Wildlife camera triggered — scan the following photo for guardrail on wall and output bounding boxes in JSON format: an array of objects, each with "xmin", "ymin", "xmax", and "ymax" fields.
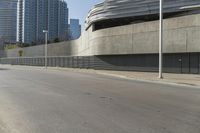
[
  {"xmin": 0, "ymin": 56, "xmax": 94, "ymax": 69},
  {"xmin": 0, "ymin": 55, "xmax": 157, "ymax": 71},
  {"xmin": 1, "ymin": 53, "xmax": 199, "ymax": 74},
  {"xmin": 0, "ymin": 55, "xmax": 158, "ymax": 72}
]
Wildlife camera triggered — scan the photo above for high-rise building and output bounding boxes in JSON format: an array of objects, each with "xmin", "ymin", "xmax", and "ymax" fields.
[
  {"xmin": 68, "ymin": 19, "xmax": 81, "ymax": 40},
  {"xmin": 17, "ymin": 0, "xmax": 68, "ymax": 45},
  {"xmin": 47, "ymin": 0, "xmax": 68, "ymax": 42},
  {"xmin": 58, "ymin": 0, "xmax": 69, "ymax": 41},
  {"xmin": 0, "ymin": 0, "xmax": 18, "ymax": 48},
  {"xmin": 36, "ymin": 0, "xmax": 48, "ymax": 44},
  {"xmin": 17, "ymin": 0, "xmax": 37, "ymax": 45}
]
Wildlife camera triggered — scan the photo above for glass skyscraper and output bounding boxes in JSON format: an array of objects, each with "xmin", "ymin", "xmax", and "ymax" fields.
[
  {"xmin": 69, "ymin": 19, "xmax": 81, "ymax": 40},
  {"xmin": 17, "ymin": 0, "xmax": 68, "ymax": 45},
  {"xmin": 0, "ymin": 0, "xmax": 17, "ymax": 47},
  {"xmin": 58, "ymin": 0, "xmax": 68, "ymax": 41}
]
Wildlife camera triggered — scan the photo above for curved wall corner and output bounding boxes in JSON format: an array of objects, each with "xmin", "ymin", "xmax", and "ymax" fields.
[{"xmin": 80, "ymin": 13, "xmax": 200, "ymax": 56}]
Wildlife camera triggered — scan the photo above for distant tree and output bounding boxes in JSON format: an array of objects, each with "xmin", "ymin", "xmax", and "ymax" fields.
[
  {"xmin": 54, "ymin": 38, "xmax": 60, "ymax": 43},
  {"xmin": 16, "ymin": 42, "xmax": 22, "ymax": 47},
  {"xmin": 20, "ymin": 43, "xmax": 30, "ymax": 47},
  {"xmin": 4, "ymin": 44, "xmax": 19, "ymax": 50},
  {"xmin": 31, "ymin": 42, "xmax": 36, "ymax": 46},
  {"xmin": 37, "ymin": 39, "xmax": 45, "ymax": 45},
  {"xmin": 0, "ymin": 36, "xmax": 7, "ymax": 50},
  {"xmin": 18, "ymin": 50, "xmax": 23, "ymax": 57}
]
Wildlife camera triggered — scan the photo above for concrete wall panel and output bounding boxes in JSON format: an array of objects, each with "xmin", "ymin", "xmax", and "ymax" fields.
[
  {"xmin": 133, "ymin": 31, "xmax": 159, "ymax": 54},
  {"xmin": 90, "ymin": 34, "xmax": 133, "ymax": 55},
  {"xmin": 187, "ymin": 27, "xmax": 200, "ymax": 52},
  {"xmin": 163, "ymin": 29, "xmax": 187, "ymax": 53},
  {"xmin": 24, "ymin": 45, "xmax": 44, "ymax": 57}
]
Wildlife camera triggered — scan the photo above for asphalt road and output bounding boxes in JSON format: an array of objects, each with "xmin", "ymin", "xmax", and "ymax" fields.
[{"xmin": 0, "ymin": 66, "xmax": 200, "ymax": 133}]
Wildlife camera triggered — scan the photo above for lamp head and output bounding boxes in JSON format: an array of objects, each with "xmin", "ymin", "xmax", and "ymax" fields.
[{"xmin": 43, "ymin": 30, "xmax": 48, "ymax": 33}]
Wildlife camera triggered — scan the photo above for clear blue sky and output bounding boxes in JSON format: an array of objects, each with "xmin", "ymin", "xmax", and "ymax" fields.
[{"xmin": 66, "ymin": 0, "xmax": 103, "ymax": 26}]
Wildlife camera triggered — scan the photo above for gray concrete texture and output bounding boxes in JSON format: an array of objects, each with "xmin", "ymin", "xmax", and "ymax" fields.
[
  {"xmin": 0, "ymin": 65, "xmax": 200, "ymax": 133},
  {"xmin": 1, "ymin": 14, "xmax": 200, "ymax": 58}
]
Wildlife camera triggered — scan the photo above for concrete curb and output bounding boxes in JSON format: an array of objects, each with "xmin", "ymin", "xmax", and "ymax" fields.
[
  {"xmin": 94, "ymin": 72, "xmax": 200, "ymax": 89},
  {"xmin": 1, "ymin": 64, "xmax": 200, "ymax": 89}
]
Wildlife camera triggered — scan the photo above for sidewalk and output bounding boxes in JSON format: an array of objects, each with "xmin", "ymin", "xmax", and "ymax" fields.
[
  {"xmin": 1, "ymin": 64, "xmax": 200, "ymax": 88},
  {"xmin": 51, "ymin": 67, "xmax": 200, "ymax": 88}
]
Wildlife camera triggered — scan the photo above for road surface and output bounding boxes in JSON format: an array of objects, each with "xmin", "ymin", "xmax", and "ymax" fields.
[{"xmin": 0, "ymin": 66, "xmax": 200, "ymax": 133}]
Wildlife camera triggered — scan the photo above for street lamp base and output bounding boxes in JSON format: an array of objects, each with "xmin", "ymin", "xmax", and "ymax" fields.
[{"xmin": 159, "ymin": 75, "xmax": 163, "ymax": 79}]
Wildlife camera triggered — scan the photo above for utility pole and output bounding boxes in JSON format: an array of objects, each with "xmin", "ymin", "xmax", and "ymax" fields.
[
  {"xmin": 159, "ymin": 0, "xmax": 163, "ymax": 79},
  {"xmin": 43, "ymin": 30, "xmax": 48, "ymax": 69}
]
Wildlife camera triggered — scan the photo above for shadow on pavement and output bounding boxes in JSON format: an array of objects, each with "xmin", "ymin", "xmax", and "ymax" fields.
[{"xmin": 0, "ymin": 68, "xmax": 10, "ymax": 71}]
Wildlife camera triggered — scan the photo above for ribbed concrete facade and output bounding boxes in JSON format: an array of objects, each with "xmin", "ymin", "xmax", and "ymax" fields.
[{"xmin": 86, "ymin": 0, "xmax": 200, "ymax": 28}]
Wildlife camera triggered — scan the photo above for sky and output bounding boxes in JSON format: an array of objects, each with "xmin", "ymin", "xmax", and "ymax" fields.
[{"xmin": 66, "ymin": 0, "xmax": 103, "ymax": 26}]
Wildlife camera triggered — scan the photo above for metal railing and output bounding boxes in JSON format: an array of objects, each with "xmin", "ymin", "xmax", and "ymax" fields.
[{"xmin": 0, "ymin": 56, "xmax": 94, "ymax": 69}]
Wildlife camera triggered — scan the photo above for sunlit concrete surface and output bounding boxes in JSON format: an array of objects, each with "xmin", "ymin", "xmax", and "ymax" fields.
[{"xmin": 0, "ymin": 66, "xmax": 200, "ymax": 133}]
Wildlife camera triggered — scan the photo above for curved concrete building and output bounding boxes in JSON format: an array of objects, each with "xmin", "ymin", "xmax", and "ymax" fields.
[{"xmin": 86, "ymin": 0, "xmax": 200, "ymax": 29}]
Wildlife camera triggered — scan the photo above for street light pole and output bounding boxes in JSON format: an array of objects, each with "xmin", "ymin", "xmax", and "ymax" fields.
[
  {"xmin": 158, "ymin": 3, "xmax": 199, "ymax": 78},
  {"xmin": 43, "ymin": 30, "xmax": 48, "ymax": 69},
  {"xmin": 159, "ymin": 0, "xmax": 163, "ymax": 79}
]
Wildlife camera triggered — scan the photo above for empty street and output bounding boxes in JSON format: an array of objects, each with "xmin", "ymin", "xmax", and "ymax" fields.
[{"xmin": 0, "ymin": 66, "xmax": 200, "ymax": 133}]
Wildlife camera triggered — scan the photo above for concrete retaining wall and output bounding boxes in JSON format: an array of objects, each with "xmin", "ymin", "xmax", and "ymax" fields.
[
  {"xmin": 1, "ymin": 14, "xmax": 200, "ymax": 58},
  {"xmin": 1, "ymin": 53, "xmax": 200, "ymax": 74},
  {"xmin": 0, "ymin": 50, "xmax": 5, "ymax": 57}
]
